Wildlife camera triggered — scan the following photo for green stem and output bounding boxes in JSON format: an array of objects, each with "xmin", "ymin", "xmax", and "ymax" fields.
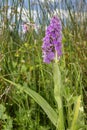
[
  {"xmin": 28, "ymin": 0, "xmax": 31, "ymax": 21},
  {"xmin": 53, "ymin": 62, "xmax": 65, "ymax": 130}
]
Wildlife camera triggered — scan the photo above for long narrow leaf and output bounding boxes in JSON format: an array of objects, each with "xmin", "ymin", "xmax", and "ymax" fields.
[
  {"xmin": 3, "ymin": 78, "xmax": 58, "ymax": 127},
  {"xmin": 70, "ymin": 96, "xmax": 81, "ymax": 130}
]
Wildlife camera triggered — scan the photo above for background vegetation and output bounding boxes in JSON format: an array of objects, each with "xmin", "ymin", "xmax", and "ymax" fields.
[{"xmin": 0, "ymin": 0, "xmax": 87, "ymax": 129}]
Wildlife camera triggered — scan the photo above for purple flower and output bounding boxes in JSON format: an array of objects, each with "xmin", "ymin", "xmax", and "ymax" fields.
[
  {"xmin": 22, "ymin": 23, "xmax": 29, "ymax": 33},
  {"xmin": 42, "ymin": 16, "xmax": 62, "ymax": 63}
]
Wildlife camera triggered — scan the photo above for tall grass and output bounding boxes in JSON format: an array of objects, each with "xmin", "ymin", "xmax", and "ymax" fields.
[{"xmin": 0, "ymin": 0, "xmax": 87, "ymax": 129}]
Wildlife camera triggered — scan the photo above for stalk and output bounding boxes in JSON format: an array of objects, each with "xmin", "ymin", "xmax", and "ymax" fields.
[
  {"xmin": 53, "ymin": 53, "xmax": 65, "ymax": 130},
  {"xmin": 28, "ymin": 0, "xmax": 31, "ymax": 21}
]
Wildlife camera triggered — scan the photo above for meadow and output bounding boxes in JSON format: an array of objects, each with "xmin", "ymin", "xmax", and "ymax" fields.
[{"xmin": 0, "ymin": 0, "xmax": 87, "ymax": 130}]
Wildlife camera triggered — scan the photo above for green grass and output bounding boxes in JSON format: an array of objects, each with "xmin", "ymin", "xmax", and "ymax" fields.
[{"xmin": 0, "ymin": 0, "xmax": 87, "ymax": 130}]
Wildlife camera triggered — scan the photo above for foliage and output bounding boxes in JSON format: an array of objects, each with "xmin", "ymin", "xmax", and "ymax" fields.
[
  {"xmin": 0, "ymin": 0, "xmax": 87, "ymax": 130},
  {"xmin": 0, "ymin": 104, "xmax": 12, "ymax": 130}
]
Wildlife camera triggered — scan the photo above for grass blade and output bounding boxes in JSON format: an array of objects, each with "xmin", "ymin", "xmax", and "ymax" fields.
[{"xmin": 70, "ymin": 96, "xmax": 81, "ymax": 130}]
